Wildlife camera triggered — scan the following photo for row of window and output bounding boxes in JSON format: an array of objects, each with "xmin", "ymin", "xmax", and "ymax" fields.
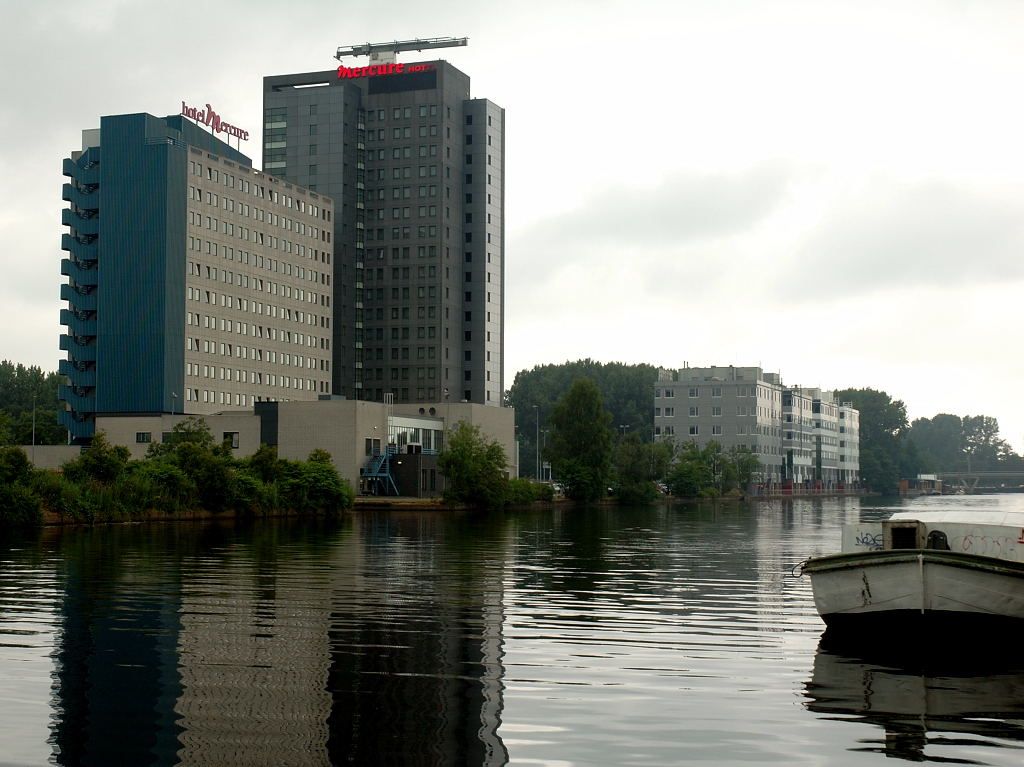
[
  {"xmin": 185, "ymin": 337, "xmax": 326, "ymax": 365},
  {"xmin": 188, "ymin": 187, "xmax": 321, "ymax": 239},
  {"xmin": 184, "ymin": 382, "xmax": 321, "ymax": 403},
  {"xmin": 187, "ymin": 210, "xmax": 328, "ymax": 254},
  {"xmin": 185, "ymin": 313, "xmax": 328, "ymax": 351},
  {"xmin": 187, "ymin": 262, "xmax": 325, "ymax": 302},
  {"xmin": 367, "ymin": 105, "xmax": 440, "ymax": 121},
  {"xmin": 188, "ymin": 159, "xmax": 327, "ymax": 220},
  {"xmin": 186, "ymin": 360, "xmax": 328, "ymax": 381},
  {"xmin": 184, "ymin": 287, "xmax": 327, "ymax": 329},
  {"xmin": 654, "ymin": 406, "xmax": 788, "ymax": 418},
  {"xmin": 655, "ymin": 385, "xmax": 779, "ymax": 399}
]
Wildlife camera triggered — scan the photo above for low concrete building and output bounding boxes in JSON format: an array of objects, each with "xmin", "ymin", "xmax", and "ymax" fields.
[{"xmin": 71, "ymin": 399, "xmax": 516, "ymax": 498}]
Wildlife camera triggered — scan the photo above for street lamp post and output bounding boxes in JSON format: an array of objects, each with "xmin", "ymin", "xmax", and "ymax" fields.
[{"xmin": 533, "ymin": 405, "xmax": 540, "ymax": 480}]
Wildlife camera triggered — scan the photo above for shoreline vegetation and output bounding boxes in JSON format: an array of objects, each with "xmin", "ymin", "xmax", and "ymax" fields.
[{"xmin": 0, "ymin": 417, "xmax": 357, "ymax": 528}]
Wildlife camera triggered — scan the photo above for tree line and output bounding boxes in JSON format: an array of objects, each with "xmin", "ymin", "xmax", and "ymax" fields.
[
  {"xmin": 509, "ymin": 362, "xmax": 1023, "ymax": 495},
  {"xmin": 0, "ymin": 360, "xmax": 67, "ymax": 446}
]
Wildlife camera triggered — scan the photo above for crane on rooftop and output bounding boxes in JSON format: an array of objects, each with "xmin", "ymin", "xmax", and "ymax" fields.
[{"xmin": 335, "ymin": 36, "xmax": 468, "ymax": 61}]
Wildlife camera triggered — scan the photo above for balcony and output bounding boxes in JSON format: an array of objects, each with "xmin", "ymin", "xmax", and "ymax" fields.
[
  {"xmin": 59, "ymin": 334, "xmax": 97, "ymax": 361},
  {"xmin": 59, "ymin": 359, "xmax": 96, "ymax": 387},
  {"xmin": 58, "ymin": 383, "xmax": 96, "ymax": 413},
  {"xmin": 61, "ymin": 257, "xmax": 98, "ymax": 287},
  {"xmin": 59, "ymin": 309, "xmax": 97, "ymax": 339},
  {"xmin": 60, "ymin": 283, "xmax": 97, "ymax": 311}
]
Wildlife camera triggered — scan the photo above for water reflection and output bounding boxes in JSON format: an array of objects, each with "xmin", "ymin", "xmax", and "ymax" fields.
[
  {"xmin": 25, "ymin": 515, "xmax": 510, "ymax": 766},
  {"xmin": 805, "ymin": 640, "xmax": 1024, "ymax": 763},
  {"xmin": 4, "ymin": 498, "xmax": 1023, "ymax": 765}
]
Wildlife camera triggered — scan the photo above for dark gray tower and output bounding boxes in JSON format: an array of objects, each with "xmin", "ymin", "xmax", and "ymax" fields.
[{"xmin": 263, "ymin": 40, "xmax": 504, "ymax": 406}]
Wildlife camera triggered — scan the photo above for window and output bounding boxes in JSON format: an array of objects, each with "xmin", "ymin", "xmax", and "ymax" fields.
[
  {"xmin": 664, "ymin": 388, "xmax": 674, "ymax": 398},
  {"xmin": 712, "ymin": 407, "xmax": 722, "ymax": 417},
  {"xmin": 689, "ymin": 406, "xmax": 699, "ymax": 417},
  {"xmin": 712, "ymin": 425, "xmax": 723, "ymax": 435},
  {"xmin": 689, "ymin": 425, "xmax": 699, "ymax": 436},
  {"xmin": 689, "ymin": 387, "xmax": 699, "ymax": 397},
  {"xmin": 712, "ymin": 387, "xmax": 722, "ymax": 397},
  {"xmin": 665, "ymin": 407, "xmax": 674, "ymax": 417},
  {"xmin": 135, "ymin": 432, "xmax": 152, "ymax": 444},
  {"xmin": 223, "ymin": 432, "xmax": 240, "ymax": 449}
]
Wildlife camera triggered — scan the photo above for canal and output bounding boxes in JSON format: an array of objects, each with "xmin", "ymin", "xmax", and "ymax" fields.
[{"xmin": 2, "ymin": 495, "xmax": 1023, "ymax": 765}]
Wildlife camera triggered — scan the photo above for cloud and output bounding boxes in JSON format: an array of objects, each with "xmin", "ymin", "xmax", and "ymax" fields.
[
  {"xmin": 784, "ymin": 182, "xmax": 1024, "ymax": 300},
  {"xmin": 514, "ymin": 164, "xmax": 791, "ymax": 258}
]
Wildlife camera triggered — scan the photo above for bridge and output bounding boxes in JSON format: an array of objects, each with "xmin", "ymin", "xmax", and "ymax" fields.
[{"xmin": 935, "ymin": 471, "xmax": 1024, "ymax": 493}]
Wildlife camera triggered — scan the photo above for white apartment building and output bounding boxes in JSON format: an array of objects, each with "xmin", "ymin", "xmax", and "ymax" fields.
[{"xmin": 655, "ymin": 366, "xmax": 860, "ymax": 488}]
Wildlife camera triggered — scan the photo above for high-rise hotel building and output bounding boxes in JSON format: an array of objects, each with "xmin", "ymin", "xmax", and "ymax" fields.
[
  {"xmin": 60, "ymin": 113, "xmax": 334, "ymax": 442},
  {"xmin": 263, "ymin": 58, "xmax": 505, "ymax": 405}
]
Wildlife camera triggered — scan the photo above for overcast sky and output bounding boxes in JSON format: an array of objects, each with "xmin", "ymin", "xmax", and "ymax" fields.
[{"xmin": 2, "ymin": 0, "xmax": 1022, "ymax": 450}]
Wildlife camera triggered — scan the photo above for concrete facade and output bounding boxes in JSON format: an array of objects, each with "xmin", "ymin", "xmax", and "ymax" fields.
[
  {"xmin": 837, "ymin": 400, "xmax": 861, "ymax": 485},
  {"xmin": 84, "ymin": 400, "xmax": 517, "ymax": 496},
  {"xmin": 655, "ymin": 366, "xmax": 861, "ymax": 487},
  {"xmin": 263, "ymin": 61, "xmax": 505, "ymax": 407},
  {"xmin": 184, "ymin": 148, "xmax": 334, "ymax": 412},
  {"xmin": 655, "ymin": 366, "xmax": 785, "ymax": 482},
  {"xmin": 95, "ymin": 413, "xmax": 262, "ymax": 461},
  {"xmin": 59, "ymin": 113, "xmax": 333, "ymax": 443}
]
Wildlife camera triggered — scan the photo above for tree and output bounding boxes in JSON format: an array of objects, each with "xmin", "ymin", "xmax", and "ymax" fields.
[
  {"xmin": 665, "ymin": 443, "xmax": 713, "ymax": 497},
  {"xmin": 301, "ymin": 450, "xmax": 354, "ymax": 513},
  {"xmin": 961, "ymin": 415, "xmax": 1012, "ymax": 471},
  {"xmin": 0, "ymin": 360, "xmax": 67, "ymax": 445},
  {"xmin": 611, "ymin": 432, "xmax": 659, "ymax": 504},
  {"xmin": 62, "ymin": 431, "xmax": 130, "ymax": 484},
  {"xmin": 729, "ymin": 446, "xmax": 761, "ymax": 490},
  {"xmin": 507, "ymin": 360, "xmax": 658, "ymax": 478},
  {"xmin": 438, "ymin": 421, "xmax": 509, "ymax": 509},
  {"xmin": 909, "ymin": 414, "xmax": 964, "ymax": 472},
  {"xmin": 546, "ymin": 378, "xmax": 614, "ymax": 501},
  {"xmin": 833, "ymin": 388, "xmax": 919, "ymax": 494}
]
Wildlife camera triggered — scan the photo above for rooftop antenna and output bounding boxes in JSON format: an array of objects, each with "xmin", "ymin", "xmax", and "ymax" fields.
[{"xmin": 335, "ymin": 36, "xmax": 468, "ymax": 64}]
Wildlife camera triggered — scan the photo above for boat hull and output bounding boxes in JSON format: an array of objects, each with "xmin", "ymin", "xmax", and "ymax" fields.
[{"xmin": 804, "ymin": 550, "xmax": 1024, "ymax": 635}]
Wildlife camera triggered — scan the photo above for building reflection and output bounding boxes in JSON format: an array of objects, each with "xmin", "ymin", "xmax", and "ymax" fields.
[
  {"xmin": 804, "ymin": 640, "xmax": 1024, "ymax": 761},
  {"xmin": 46, "ymin": 516, "xmax": 509, "ymax": 765},
  {"xmin": 325, "ymin": 512, "xmax": 508, "ymax": 766},
  {"xmin": 50, "ymin": 526, "xmax": 183, "ymax": 766}
]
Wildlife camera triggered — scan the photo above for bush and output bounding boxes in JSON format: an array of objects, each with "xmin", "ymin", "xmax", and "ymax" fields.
[
  {"xmin": 0, "ymin": 446, "xmax": 32, "ymax": 486},
  {"xmin": 613, "ymin": 480, "xmax": 658, "ymax": 505},
  {"xmin": 534, "ymin": 482, "xmax": 555, "ymax": 502},
  {"xmin": 62, "ymin": 432, "xmax": 130, "ymax": 484},
  {"xmin": 506, "ymin": 477, "xmax": 539, "ymax": 505},
  {"xmin": 131, "ymin": 460, "xmax": 197, "ymax": 513},
  {"xmin": 438, "ymin": 422, "xmax": 509, "ymax": 509},
  {"xmin": 0, "ymin": 483, "xmax": 43, "ymax": 526}
]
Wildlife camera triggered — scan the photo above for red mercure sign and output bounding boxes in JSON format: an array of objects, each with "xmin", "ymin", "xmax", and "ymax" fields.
[
  {"xmin": 180, "ymin": 101, "xmax": 249, "ymax": 141},
  {"xmin": 336, "ymin": 62, "xmax": 436, "ymax": 79}
]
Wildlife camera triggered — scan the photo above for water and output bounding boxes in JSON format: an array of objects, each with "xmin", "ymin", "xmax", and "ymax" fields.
[{"xmin": 2, "ymin": 495, "xmax": 1024, "ymax": 766}]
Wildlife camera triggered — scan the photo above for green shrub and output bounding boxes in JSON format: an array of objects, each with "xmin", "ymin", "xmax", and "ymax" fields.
[
  {"xmin": 0, "ymin": 446, "xmax": 32, "ymax": 485},
  {"xmin": 613, "ymin": 480, "xmax": 658, "ymax": 506},
  {"xmin": 30, "ymin": 470, "xmax": 88, "ymax": 521},
  {"xmin": 131, "ymin": 460, "xmax": 196, "ymax": 513},
  {"xmin": 506, "ymin": 478, "xmax": 539, "ymax": 505},
  {"xmin": 231, "ymin": 471, "xmax": 269, "ymax": 516},
  {"xmin": 534, "ymin": 482, "xmax": 555, "ymax": 502},
  {"xmin": 0, "ymin": 483, "xmax": 43, "ymax": 526}
]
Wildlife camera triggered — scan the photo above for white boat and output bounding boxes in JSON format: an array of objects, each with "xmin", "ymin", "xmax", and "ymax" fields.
[{"xmin": 803, "ymin": 509, "xmax": 1024, "ymax": 635}]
